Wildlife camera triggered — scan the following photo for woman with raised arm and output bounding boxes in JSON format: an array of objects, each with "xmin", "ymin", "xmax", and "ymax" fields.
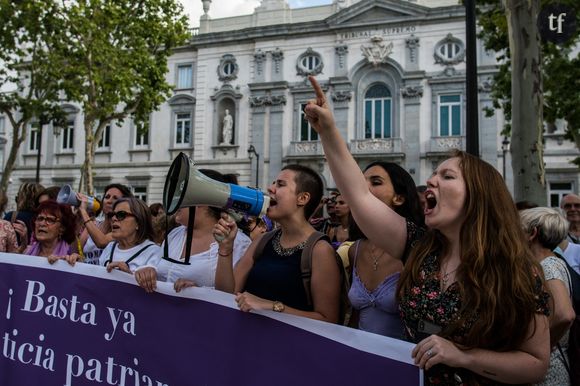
[
  {"xmin": 214, "ymin": 164, "xmax": 341, "ymax": 323},
  {"xmin": 304, "ymin": 76, "xmax": 550, "ymax": 385},
  {"xmin": 77, "ymin": 183, "xmax": 133, "ymax": 265},
  {"xmin": 347, "ymin": 161, "xmax": 424, "ymax": 339}
]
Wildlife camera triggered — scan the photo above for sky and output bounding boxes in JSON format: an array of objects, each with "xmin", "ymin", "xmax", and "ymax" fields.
[{"xmin": 179, "ymin": 0, "xmax": 333, "ymax": 27}]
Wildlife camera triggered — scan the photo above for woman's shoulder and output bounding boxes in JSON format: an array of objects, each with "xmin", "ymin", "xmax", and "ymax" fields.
[{"xmin": 541, "ymin": 255, "xmax": 570, "ymax": 282}]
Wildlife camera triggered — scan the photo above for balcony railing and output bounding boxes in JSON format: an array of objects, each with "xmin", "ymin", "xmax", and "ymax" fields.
[{"xmin": 349, "ymin": 138, "xmax": 403, "ymax": 155}]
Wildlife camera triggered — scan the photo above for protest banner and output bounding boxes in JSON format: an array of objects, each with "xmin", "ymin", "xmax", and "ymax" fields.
[{"xmin": 0, "ymin": 253, "xmax": 422, "ymax": 386}]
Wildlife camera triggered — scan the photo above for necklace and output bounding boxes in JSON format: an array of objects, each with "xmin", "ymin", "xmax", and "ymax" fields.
[
  {"xmin": 440, "ymin": 266, "xmax": 459, "ymax": 288},
  {"xmin": 369, "ymin": 244, "xmax": 385, "ymax": 271},
  {"xmin": 272, "ymin": 230, "xmax": 307, "ymax": 256}
]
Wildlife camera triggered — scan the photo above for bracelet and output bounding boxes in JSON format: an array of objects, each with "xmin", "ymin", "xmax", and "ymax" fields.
[
  {"xmin": 218, "ymin": 249, "xmax": 233, "ymax": 257},
  {"xmin": 83, "ymin": 218, "xmax": 94, "ymax": 226}
]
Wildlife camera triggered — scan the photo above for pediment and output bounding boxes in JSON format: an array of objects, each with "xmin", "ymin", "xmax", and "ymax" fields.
[
  {"xmin": 327, "ymin": 0, "xmax": 430, "ymax": 26},
  {"xmin": 168, "ymin": 94, "xmax": 196, "ymax": 106}
]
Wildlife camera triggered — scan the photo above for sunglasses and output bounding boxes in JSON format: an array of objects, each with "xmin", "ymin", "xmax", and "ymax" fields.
[
  {"xmin": 35, "ymin": 216, "xmax": 60, "ymax": 225},
  {"xmin": 106, "ymin": 210, "xmax": 135, "ymax": 221}
]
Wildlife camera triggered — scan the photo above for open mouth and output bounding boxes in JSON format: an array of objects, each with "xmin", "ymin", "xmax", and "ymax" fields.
[
  {"xmin": 112, "ymin": 224, "xmax": 121, "ymax": 231},
  {"xmin": 269, "ymin": 197, "xmax": 278, "ymax": 207},
  {"xmin": 425, "ymin": 191, "xmax": 437, "ymax": 210}
]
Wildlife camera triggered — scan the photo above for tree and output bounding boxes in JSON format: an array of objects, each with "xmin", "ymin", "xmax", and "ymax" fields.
[
  {"xmin": 478, "ymin": 0, "xmax": 580, "ymax": 202},
  {"xmin": 0, "ymin": 1, "xmax": 66, "ymax": 192},
  {"xmin": 52, "ymin": 0, "xmax": 190, "ymax": 194}
]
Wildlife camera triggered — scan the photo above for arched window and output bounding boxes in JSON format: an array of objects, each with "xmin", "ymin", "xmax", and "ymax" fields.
[{"xmin": 364, "ymin": 84, "xmax": 392, "ymax": 139}]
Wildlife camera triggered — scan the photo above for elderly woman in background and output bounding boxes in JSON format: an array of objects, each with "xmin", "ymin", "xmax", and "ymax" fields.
[
  {"xmin": 0, "ymin": 191, "xmax": 18, "ymax": 253},
  {"xmin": 520, "ymin": 207, "xmax": 575, "ymax": 386},
  {"xmin": 24, "ymin": 200, "xmax": 77, "ymax": 258}
]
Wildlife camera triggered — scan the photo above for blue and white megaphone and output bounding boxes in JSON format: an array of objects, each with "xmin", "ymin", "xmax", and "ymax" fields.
[
  {"xmin": 57, "ymin": 185, "xmax": 101, "ymax": 212},
  {"xmin": 163, "ymin": 152, "xmax": 270, "ymax": 217}
]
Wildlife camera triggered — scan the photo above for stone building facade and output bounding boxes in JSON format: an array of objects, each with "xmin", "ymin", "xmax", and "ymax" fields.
[{"xmin": 0, "ymin": 0, "xmax": 578, "ymax": 206}]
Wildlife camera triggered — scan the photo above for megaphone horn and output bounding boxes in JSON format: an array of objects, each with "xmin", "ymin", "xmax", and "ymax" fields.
[
  {"xmin": 163, "ymin": 152, "xmax": 270, "ymax": 217},
  {"xmin": 57, "ymin": 185, "xmax": 101, "ymax": 212}
]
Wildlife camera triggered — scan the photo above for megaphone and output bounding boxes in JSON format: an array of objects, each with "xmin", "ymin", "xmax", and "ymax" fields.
[
  {"xmin": 57, "ymin": 185, "xmax": 101, "ymax": 212},
  {"xmin": 163, "ymin": 152, "xmax": 270, "ymax": 217}
]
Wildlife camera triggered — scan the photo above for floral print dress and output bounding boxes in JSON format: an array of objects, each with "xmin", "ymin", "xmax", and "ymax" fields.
[{"xmin": 399, "ymin": 252, "xmax": 549, "ymax": 386}]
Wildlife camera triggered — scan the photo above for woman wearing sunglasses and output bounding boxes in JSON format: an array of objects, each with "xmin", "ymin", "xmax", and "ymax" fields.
[
  {"xmin": 96, "ymin": 197, "xmax": 161, "ymax": 274},
  {"xmin": 77, "ymin": 183, "xmax": 133, "ymax": 265},
  {"xmin": 24, "ymin": 200, "xmax": 77, "ymax": 258}
]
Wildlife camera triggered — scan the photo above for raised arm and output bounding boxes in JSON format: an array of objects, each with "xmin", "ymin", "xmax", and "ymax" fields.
[
  {"xmin": 304, "ymin": 76, "xmax": 408, "ymax": 258},
  {"xmin": 77, "ymin": 194, "xmax": 114, "ymax": 249}
]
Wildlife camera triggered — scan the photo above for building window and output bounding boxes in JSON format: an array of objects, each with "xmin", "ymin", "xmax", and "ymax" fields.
[
  {"xmin": 29, "ymin": 122, "xmax": 40, "ymax": 152},
  {"xmin": 217, "ymin": 54, "xmax": 238, "ymax": 82},
  {"xmin": 434, "ymin": 34, "xmax": 465, "ymax": 65},
  {"xmin": 175, "ymin": 113, "xmax": 191, "ymax": 146},
  {"xmin": 364, "ymin": 84, "xmax": 392, "ymax": 139},
  {"xmin": 296, "ymin": 48, "xmax": 324, "ymax": 76},
  {"xmin": 549, "ymin": 182, "xmax": 573, "ymax": 207},
  {"xmin": 299, "ymin": 103, "xmax": 318, "ymax": 141},
  {"xmin": 0, "ymin": 116, "xmax": 4, "ymax": 132},
  {"xmin": 132, "ymin": 186, "xmax": 148, "ymax": 202},
  {"xmin": 62, "ymin": 120, "xmax": 74, "ymax": 150},
  {"xmin": 97, "ymin": 124, "xmax": 111, "ymax": 149},
  {"xmin": 177, "ymin": 64, "xmax": 193, "ymax": 89},
  {"xmin": 439, "ymin": 95, "xmax": 461, "ymax": 136},
  {"xmin": 135, "ymin": 126, "xmax": 149, "ymax": 147}
]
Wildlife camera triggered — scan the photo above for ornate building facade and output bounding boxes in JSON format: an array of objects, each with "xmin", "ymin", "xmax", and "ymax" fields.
[{"xmin": 1, "ymin": 0, "xmax": 578, "ymax": 205}]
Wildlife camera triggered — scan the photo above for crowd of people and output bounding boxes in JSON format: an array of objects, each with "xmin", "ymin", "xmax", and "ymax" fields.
[{"xmin": 0, "ymin": 75, "xmax": 578, "ymax": 385}]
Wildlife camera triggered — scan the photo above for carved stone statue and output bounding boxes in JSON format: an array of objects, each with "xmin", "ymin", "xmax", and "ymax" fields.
[{"xmin": 221, "ymin": 109, "xmax": 233, "ymax": 145}]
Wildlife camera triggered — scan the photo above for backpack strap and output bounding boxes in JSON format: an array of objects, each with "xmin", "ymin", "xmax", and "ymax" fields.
[
  {"xmin": 300, "ymin": 231, "xmax": 330, "ymax": 307},
  {"xmin": 252, "ymin": 230, "xmax": 278, "ymax": 262}
]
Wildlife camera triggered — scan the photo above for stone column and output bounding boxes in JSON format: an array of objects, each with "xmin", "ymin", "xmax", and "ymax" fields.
[
  {"xmin": 271, "ymin": 48, "xmax": 284, "ymax": 82},
  {"xmin": 405, "ymin": 35, "xmax": 420, "ymax": 71},
  {"xmin": 401, "ymin": 84, "xmax": 423, "ymax": 185},
  {"xmin": 478, "ymin": 78, "xmax": 497, "ymax": 165},
  {"xmin": 249, "ymin": 95, "xmax": 268, "ymax": 188},
  {"xmin": 254, "ymin": 50, "xmax": 267, "ymax": 83},
  {"xmin": 268, "ymin": 94, "xmax": 286, "ymax": 184}
]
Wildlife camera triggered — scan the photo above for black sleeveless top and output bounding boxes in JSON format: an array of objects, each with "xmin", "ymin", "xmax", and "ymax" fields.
[{"xmin": 244, "ymin": 234, "xmax": 312, "ymax": 311}]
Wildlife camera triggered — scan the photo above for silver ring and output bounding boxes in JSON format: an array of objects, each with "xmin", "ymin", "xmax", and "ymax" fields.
[{"xmin": 426, "ymin": 349, "xmax": 433, "ymax": 357}]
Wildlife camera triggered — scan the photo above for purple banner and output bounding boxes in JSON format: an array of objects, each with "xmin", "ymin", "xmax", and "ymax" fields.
[{"xmin": 0, "ymin": 254, "xmax": 422, "ymax": 386}]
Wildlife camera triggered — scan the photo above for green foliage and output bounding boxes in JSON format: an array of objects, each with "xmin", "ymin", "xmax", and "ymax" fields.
[
  {"xmin": 0, "ymin": 0, "xmax": 67, "ymax": 190},
  {"xmin": 477, "ymin": 0, "xmax": 580, "ymax": 160},
  {"xmin": 53, "ymin": 0, "xmax": 190, "ymax": 129}
]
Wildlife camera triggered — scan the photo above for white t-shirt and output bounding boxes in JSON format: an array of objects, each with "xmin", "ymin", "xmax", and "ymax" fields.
[
  {"xmin": 83, "ymin": 220, "xmax": 105, "ymax": 265},
  {"xmin": 153, "ymin": 226, "xmax": 251, "ymax": 288},
  {"xmin": 99, "ymin": 239, "xmax": 161, "ymax": 273}
]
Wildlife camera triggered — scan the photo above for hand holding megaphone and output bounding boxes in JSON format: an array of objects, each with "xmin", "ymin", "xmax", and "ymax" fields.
[
  {"xmin": 57, "ymin": 185, "xmax": 100, "ymax": 212},
  {"xmin": 213, "ymin": 212, "xmax": 237, "ymax": 247}
]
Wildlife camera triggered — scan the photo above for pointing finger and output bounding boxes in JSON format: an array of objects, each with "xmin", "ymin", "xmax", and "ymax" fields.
[{"xmin": 308, "ymin": 76, "xmax": 325, "ymax": 105}]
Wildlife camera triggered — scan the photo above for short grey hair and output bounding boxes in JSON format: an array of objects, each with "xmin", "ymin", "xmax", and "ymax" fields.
[{"xmin": 520, "ymin": 207, "xmax": 569, "ymax": 250}]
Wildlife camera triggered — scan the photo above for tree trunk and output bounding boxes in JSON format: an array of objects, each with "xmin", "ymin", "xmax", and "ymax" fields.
[
  {"xmin": 503, "ymin": 0, "xmax": 546, "ymax": 205},
  {"xmin": 80, "ymin": 119, "xmax": 96, "ymax": 195},
  {"xmin": 0, "ymin": 120, "xmax": 27, "ymax": 193}
]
